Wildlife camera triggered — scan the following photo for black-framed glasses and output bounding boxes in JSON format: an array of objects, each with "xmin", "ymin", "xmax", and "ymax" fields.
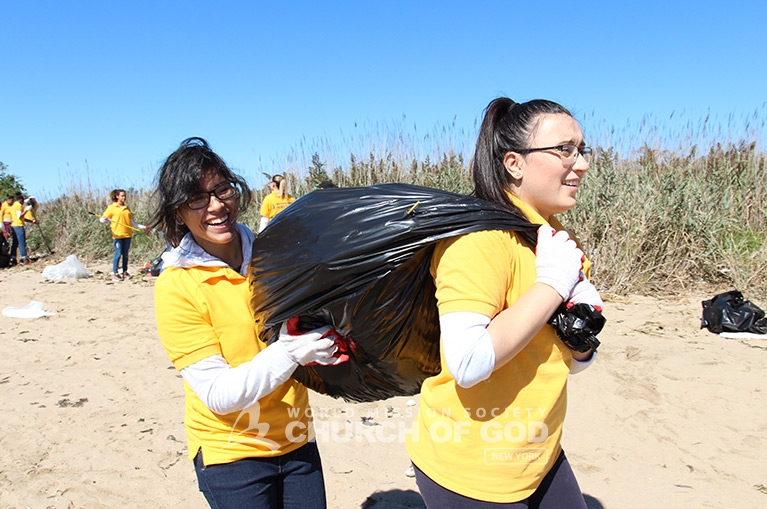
[
  {"xmin": 517, "ymin": 144, "xmax": 592, "ymax": 163},
  {"xmin": 186, "ymin": 181, "xmax": 239, "ymax": 210}
]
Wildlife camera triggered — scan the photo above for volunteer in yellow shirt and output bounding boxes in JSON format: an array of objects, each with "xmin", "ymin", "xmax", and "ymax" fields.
[
  {"xmin": 406, "ymin": 98, "xmax": 603, "ymax": 506},
  {"xmin": 101, "ymin": 189, "xmax": 147, "ymax": 281},
  {"xmin": 9, "ymin": 192, "xmax": 34, "ymax": 265},
  {"xmin": 150, "ymin": 137, "xmax": 342, "ymax": 508},
  {"xmin": 258, "ymin": 174, "xmax": 295, "ymax": 233},
  {"xmin": 1, "ymin": 194, "xmax": 14, "ymax": 241}
]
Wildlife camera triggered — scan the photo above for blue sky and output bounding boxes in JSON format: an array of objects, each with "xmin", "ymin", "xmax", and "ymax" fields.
[{"xmin": 1, "ymin": 0, "xmax": 765, "ymax": 199}]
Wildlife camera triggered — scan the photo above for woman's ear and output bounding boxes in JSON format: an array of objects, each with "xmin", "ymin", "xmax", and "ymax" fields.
[{"xmin": 503, "ymin": 152, "xmax": 523, "ymax": 180}]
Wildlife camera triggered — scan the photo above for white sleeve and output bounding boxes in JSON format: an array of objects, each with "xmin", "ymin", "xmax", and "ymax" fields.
[
  {"xmin": 131, "ymin": 219, "xmax": 145, "ymax": 229},
  {"xmin": 258, "ymin": 216, "xmax": 269, "ymax": 233},
  {"xmin": 569, "ymin": 350, "xmax": 597, "ymax": 375},
  {"xmin": 440, "ymin": 311, "xmax": 495, "ymax": 388},
  {"xmin": 179, "ymin": 342, "xmax": 298, "ymax": 414}
]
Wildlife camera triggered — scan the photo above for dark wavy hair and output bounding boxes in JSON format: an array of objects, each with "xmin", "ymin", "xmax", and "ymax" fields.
[
  {"xmin": 471, "ymin": 97, "xmax": 572, "ymax": 215},
  {"xmin": 150, "ymin": 137, "xmax": 252, "ymax": 247}
]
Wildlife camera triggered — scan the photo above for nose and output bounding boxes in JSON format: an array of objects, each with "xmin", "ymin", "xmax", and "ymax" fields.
[
  {"xmin": 207, "ymin": 194, "xmax": 227, "ymax": 210},
  {"xmin": 572, "ymin": 152, "xmax": 589, "ymax": 173}
]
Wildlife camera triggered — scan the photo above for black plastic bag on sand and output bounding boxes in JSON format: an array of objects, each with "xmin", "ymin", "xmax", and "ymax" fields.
[
  {"xmin": 701, "ymin": 290, "xmax": 767, "ymax": 334},
  {"xmin": 250, "ymin": 183, "xmax": 602, "ymax": 402}
]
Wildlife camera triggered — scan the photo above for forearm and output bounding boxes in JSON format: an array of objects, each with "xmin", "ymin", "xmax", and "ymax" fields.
[
  {"xmin": 486, "ymin": 283, "xmax": 564, "ymax": 367},
  {"xmin": 180, "ymin": 343, "xmax": 298, "ymax": 414}
]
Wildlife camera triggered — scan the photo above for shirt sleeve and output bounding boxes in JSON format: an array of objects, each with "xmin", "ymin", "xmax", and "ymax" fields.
[
  {"xmin": 154, "ymin": 273, "xmax": 224, "ymax": 370},
  {"xmin": 180, "ymin": 346, "xmax": 298, "ymax": 414}
]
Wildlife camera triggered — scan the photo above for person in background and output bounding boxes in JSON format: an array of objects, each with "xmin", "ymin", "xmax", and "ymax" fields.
[
  {"xmin": 151, "ymin": 137, "xmax": 342, "ymax": 508},
  {"xmin": 406, "ymin": 97, "xmax": 603, "ymax": 508},
  {"xmin": 316, "ymin": 180, "xmax": 337, "ymax": 190},
  {"xmin": 9, "ymin": 192, "xmax": 36, "ymax": 265},
  {"xmin": 258, "ymin": 174, "xmax": 295, "ymax": 233},
  {"xmin": 1, "ymin": 195, "xmax": 14, "ymax": 241},
  {"xmin": 101, "ymin": 189, "xmax": 148, "ymax": 281}
]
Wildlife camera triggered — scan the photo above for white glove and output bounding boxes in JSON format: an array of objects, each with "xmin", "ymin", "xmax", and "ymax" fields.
[
  {"xmin": 276, "ymin": 319, "xmax": 342, "ymax": 366},
  {"xmin": 99, "ymin": 217, "xmax": 109, "ymax": 223},
  {"xmin": 534, "ymin": 225, "xmax": 583, "ymax": 300},
  {"xmin": 567, "ymin": 273, "xmax": 603, "ymax": 312}
]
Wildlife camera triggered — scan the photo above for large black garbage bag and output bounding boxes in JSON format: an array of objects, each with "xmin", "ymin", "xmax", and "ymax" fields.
[
  {"xmin": 249, "ymin": 183, "xmax": 539, "ymax": 402},
  {"xmin": 701, "ymin": 290, "xmax": 767, "ymax": 334}
]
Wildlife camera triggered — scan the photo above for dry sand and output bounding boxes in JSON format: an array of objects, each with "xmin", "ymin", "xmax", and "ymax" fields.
[{"xmin": 1, "ymin": 258, "xmax": 766, "ymax": 508}]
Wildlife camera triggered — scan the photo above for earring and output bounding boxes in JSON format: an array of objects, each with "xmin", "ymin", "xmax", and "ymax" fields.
[
  {"xmin": 175, "ymin": 216, "xmax": 183, "ymax": 225},
  {"xmin": 512, "ymin": 172, "xmax": 522, "ymax": 179}
]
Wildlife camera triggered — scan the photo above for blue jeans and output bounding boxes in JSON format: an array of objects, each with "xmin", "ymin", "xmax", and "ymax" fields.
[
  {"xmin": 193, "ymin": 441, "xmax": 327, "ymax": 509},
  {"xmin": 112, "ymin": 237, "xmax": 131, "ymax": 274},
  {"xmin": 11, "ymin": 226, "xmax": 27, "ymax": 260}
]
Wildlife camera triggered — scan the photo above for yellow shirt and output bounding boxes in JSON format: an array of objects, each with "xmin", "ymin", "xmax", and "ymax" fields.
[
  {"xmin": 9, "ymin": 202, "xmax": 24, "ymax": 227},
  {"xmin": 102, "ymin": 203, "xmax": 134, "ymax": 239},
  {"xmin": 1, "ymin": 202, "xmax": 13, "ymax": 223},
  {"xmin": 406, "ymin": 196, "xmax": 591, "ymax": 503},
  {"xmin": 154, "ymin": 264, "xmax": 312, "ymax": 465},
  {"xmin": 22, "ymin": 201, "xmax": 38, "ymax": 222},
  {"xmin": 259, "ymin": 191, "xmax": 295, "ymax": 220}
]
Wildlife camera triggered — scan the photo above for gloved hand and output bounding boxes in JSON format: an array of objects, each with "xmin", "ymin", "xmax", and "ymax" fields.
[
  {"xmin": 534, "ymin": 225, "xmax": 584, "ymax": 301},
  {"xmin": 277, "ymin": 317, "xmax": 346, "ymax": 366},
  {"xmin": 567, "ymin": 272, "xmax": 603, "ymax": 312}
]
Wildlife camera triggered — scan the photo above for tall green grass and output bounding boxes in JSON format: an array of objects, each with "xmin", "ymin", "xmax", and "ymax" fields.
[{"xmin": 24, "ymin": 113, "xmax": 767, "ymax": 298}]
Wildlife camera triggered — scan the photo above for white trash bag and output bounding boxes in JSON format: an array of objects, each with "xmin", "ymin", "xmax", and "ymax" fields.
[
  {"xmin": 2, "ymin": 301, "xmax": 56, "ymax": 318},
  {"xmin": 42, "ymin": 254, "xmax": 91, "ymax": 281}
]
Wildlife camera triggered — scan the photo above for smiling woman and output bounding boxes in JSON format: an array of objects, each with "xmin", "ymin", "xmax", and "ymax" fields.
[
  {"xmin": 149, "ymin": 137, "xmax": 340, "ymax": 508},
  {"xmin": 406, "ymin": 98, "xmax": 604, "ymax": 507}
]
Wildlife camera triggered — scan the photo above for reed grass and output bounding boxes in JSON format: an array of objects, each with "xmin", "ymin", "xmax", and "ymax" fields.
[{"xmin": 22, "ymin": 112, "xmax": 767, "ymax": 298}]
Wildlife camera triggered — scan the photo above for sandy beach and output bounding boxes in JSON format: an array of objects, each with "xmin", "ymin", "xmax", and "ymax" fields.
[{"xmin": 1, "ymin": 258, "xmax": 766, "ymax": 508}]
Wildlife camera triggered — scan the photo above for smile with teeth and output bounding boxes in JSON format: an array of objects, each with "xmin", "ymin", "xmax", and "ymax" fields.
[
  {"xmin": 207, "ymin": 214, "xmax": 229, "ymax": 226},
  {"xmin": 563, "ymin": 179, "xmax": 579, "ymax": 187}
]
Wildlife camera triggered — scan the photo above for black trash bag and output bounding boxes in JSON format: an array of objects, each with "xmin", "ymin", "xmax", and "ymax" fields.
[
  {"xmin": 700, "ymin": 290, "xmax": 767, "ymax": 334},
  {"xmin": 250, "ymin": 183, "xmax": 599, "ymax": 402},
  {"xmin": 548, "ymin": 303, "xmax": 605, "ymax": 352},
  {"xmin": 250, "ymin": 184, "xmax": 538, "ymax": 402},
  {"xmin": 140, "ymin": 254, "xmax": 164, "ymax": 277}
]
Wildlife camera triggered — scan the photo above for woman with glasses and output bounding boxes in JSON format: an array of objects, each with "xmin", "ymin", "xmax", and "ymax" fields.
[
  {"xmin": 258, "ymin": 174, "xmax": 295, "ymax": 233},
  {"xmin": 151, "ymin": 137, "xmax": 341, "ymax": 508},
  {"xmin": 406, "ymin": 98, "xmax": 602, "ymax": 508}
]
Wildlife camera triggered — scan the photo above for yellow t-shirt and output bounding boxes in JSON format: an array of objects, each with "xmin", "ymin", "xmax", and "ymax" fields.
[
  {"xmin": 9, "ymin": 202, "xmax": 24, "ymax": 227},
  {"xmin": 259, "ymin": 191, "xmax": 295, "ymax": 220},
  {"xmin": 1, "ymin": 202, "xmax": 14, "ymax": 223},
  {"xmin": 154, "ymin": 264, "xmax": 312, "ymax": 466},
  {"xmin": 22, "ymin": 201, "xmax": 38, "ymax": 222},
  {"xmin": 102, "ymin": 203, "xmax": 134, "ymax": 239},
  {"xmin": 406, "ymin": 196, "xmax": 591, "ymax": 503}
]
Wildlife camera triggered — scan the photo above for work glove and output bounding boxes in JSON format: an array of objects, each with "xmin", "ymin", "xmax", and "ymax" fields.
[
  {"xmin": 277, "ymin": 317, "xmax": 347, "ymax": 366},
  {"xmin": 567, "ymin": 273, "xmax": 603, "ymax": 312},
  {"xmin": 534, "ymin": 225, "xmax": 583, "ymax": 301}
]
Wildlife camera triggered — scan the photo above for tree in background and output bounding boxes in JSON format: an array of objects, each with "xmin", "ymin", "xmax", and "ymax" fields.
[
  {"xmin": 306, "ymin": 153, "xmax": 331, "ymax": 189},
  {"xmin": 0, "ymin": 162, "xmax": 27, "ymax": 198}
]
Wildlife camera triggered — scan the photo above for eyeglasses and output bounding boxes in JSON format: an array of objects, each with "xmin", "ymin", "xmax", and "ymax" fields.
[
  {"xmin": 186, "ymin": 182, "xmax": 239, "ymax": 210},
  {"xmin": 517, "ymin": 144, "xmax": 592, "ymax": 163}
]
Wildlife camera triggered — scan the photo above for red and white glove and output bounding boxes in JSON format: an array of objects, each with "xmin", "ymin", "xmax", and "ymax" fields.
[
  {"xmin": 567, "ymin": 272, "xmax": 603, "ymax": 312},
  {"xmin": 534, "ymin": 225, "xmax": 584, "ymax": 301},
  {"xmin": 277, "ymin": 317, "xmax": 348, "ymax": 366}
]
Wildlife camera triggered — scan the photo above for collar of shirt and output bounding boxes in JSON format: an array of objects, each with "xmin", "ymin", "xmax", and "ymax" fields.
[{"xmin": 161, "ymin": 223, "xmax": 254, "ymax": 276}]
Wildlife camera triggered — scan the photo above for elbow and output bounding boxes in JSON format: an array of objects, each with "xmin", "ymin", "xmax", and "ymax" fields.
[{"xmin": 447, "ymin": 358, "xmax": 489, "ymax": 389}]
